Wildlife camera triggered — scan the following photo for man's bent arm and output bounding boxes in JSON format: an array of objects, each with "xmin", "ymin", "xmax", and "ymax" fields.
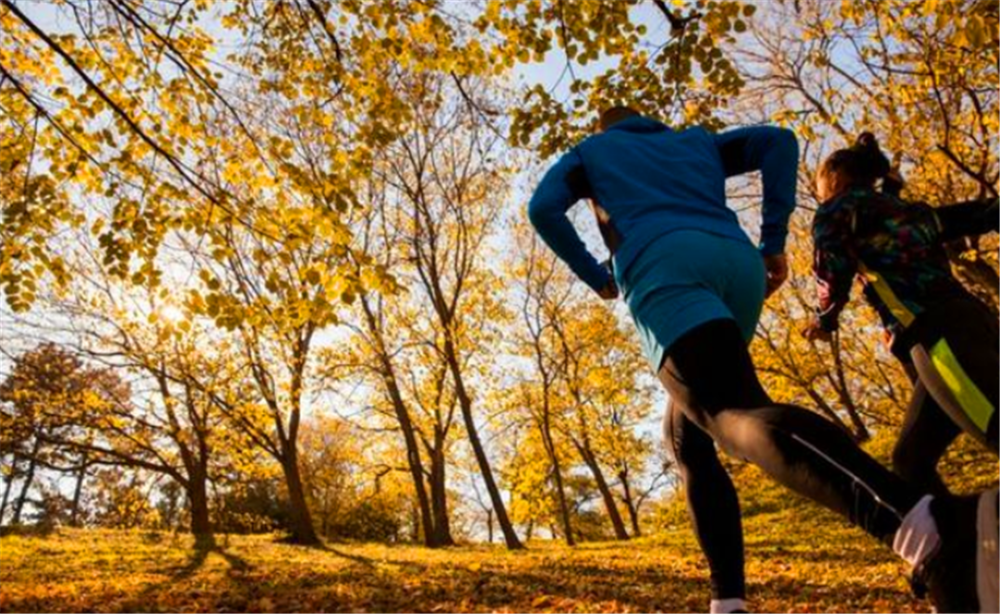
[
  {"xmin": 528, "ymin": 149, "xmax": 611, "ymax": 292},
  {"xmin": 713, "ymin": 126, "xmax": 799, "ymax": 256}
]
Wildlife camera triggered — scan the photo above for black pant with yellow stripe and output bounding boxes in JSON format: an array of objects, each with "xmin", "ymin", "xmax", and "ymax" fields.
[{"xmin": 893, "ymin": 297, "xmax": 999, "ymax": 496}]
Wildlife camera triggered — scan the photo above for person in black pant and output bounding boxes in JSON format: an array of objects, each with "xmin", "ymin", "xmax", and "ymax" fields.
[
  {"xmin": 804, "ymin": 133, "xmax": 999, "ymax": 495},
  {"xmin": 665, "ymin": 401, "xmax": 747, "ymax": 611},
  {"xmin": 593, "ymin": 194, "xmax": 749, "ymax": 613},
  {"xmin": 659, "ymin": 317, "xmax": 995, "ymax": 613},
  {"xmin": 664, "ymin": 136, "xmax": 1000, "ymax": 609},
  {"xmin": 892, "ymin": 301, "xmax": 998, "ymax": 497},
  {"xmin": 529, "ymin": 107, "xmax": 997, "ymax": 612}
]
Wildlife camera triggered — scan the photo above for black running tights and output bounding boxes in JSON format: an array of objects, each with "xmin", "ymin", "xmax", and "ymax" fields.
[{"xmin": 659, "ymin": 319, "xmax": 923, "ymax": 549}]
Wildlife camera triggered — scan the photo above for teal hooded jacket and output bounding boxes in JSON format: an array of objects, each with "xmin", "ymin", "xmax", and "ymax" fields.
[{"xmin": 527, "ymin": 116, "xmax": 799, "ymax": 291}]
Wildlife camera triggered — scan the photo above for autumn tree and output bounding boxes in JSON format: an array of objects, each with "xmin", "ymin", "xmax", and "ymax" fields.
[
  {"xmin": 500, "ymin": 379, "xmax": 579, "ymax": 545},
  {"xmin": 501, "ymin": 424, "xmax": 571, "ymax": 542},
  {"xmin": 296, "ymin": 413, "xmax": 410, "ymax": 542},
  {"xmin": 507, "ymin": 219, "xmax": 658, "ymax": 540},
  {"xmin": 320, "ymin": 177, "xmax": 457, "ymax": 547},
  {"xmin": 320, "ymin": 64, "xmax": 524, "ymax": 547},
  {"xmin": 384, "ymin": 88, "xmax": 522, "ymax": 549},
  {"xmin": 88, "ymin": 467, "xmax": 159, "ymax": 530},
  {"xmin": 505, "ymin": 224, "xmax": 587, "ymax": 545},
  {"xmin": 0, "ymin": 343, "xmax": 125, "ymax": 527},
  {"xmin": 546, "ymin": 300, "xmax": 653, "ymax": 540},
  {"xmin": 28, "ymin": 264, "xmax": 248, "ymax": 536}
]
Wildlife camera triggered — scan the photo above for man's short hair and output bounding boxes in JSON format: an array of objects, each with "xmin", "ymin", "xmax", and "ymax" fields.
[{"xmin": 599, "ymin": 106, "xmax": 640, "ymax": 132}]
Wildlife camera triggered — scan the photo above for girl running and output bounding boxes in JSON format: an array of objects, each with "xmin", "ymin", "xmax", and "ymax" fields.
[{"xmin": 804, "ymin": 133, "xmax": 999, "ymax": 496}]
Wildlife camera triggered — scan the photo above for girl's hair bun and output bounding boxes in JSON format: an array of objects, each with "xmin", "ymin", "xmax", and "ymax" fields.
[
  {"xmin": 852, "ymin": 131, "xmax": 890, "ymax": 180},
  {"xmin": 854, "ymin": 131, "xmax": 878, "ymax": 150}
]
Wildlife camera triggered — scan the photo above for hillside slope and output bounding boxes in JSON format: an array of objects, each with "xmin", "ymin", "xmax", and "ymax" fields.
[
  {"xmin": 0, "ymin": 513, "xmax": 923, "ymax": 613},
  {"xmin": 5, "ymin": 435, "xmax": 992, "ymax": 612}
]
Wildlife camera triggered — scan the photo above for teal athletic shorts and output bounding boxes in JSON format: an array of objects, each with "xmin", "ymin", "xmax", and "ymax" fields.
[{"xmin": 617, "ymin": 229, "xmax": 767, "ymax": 371}]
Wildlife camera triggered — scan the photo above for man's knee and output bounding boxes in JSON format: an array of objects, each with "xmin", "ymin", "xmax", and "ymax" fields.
[
  {"xmin": 668, "ymin": 412, "xmax": 716, "ymax": 471},
  {"xmin": 711, "ymin": 404, "xmax": 843, "ymax": 464}
]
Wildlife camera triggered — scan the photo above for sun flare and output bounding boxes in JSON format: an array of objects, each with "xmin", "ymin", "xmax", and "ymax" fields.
[{"xmin": 159, "ymin": 304, "xmax": 185, "ymax": 325}]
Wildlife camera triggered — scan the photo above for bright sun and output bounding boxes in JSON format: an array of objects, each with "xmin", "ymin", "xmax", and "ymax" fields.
[{"xmin": 159, "ymin": 304, "xmax": 185, "ymax": 324}]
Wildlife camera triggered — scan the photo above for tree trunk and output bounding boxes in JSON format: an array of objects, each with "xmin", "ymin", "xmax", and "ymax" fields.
[
  {"xmin": 618, "ymin": 468, "xmax": 641, "ymax": 537},
  {"xmin": 385, "ymin": 379, "xmax": 437, "ymax": 547},
  {"xmin": 550, "ymin": 458, "xmax": 575, "ymax": 546},
  {"xmin": 320, "ymin": 491, "xmax": 329, "ymax": 539},
  {"xmin": 279, "ymin": 449, "xmax": 319, "ymax": 545},
  {"xmin": 540, "ymin": 423, "xmax": 574, "ymax": 546},
  {"xmin": 187, "ymin": 467, "xmax": 212, "ymax": 535},
  {"xmin": 1, "ymin": 455, "xmax": 19, "ymax": 525},
  {"xmin": 625, "ymin": 499, "xmax": 641, "ymax": 537},
  {"xmin": 411, "ymin": 498, "xmax": 422, "ymax": 542},
  {"xmin": 70, "ymin": 454, "xmax": 88, "ymax": 527},
  {"xmin": 428, "ymin": 442, "xmax": 455, "ymax": 546},
  {"xmin": 577, "ymin": 442, "xmax": 629, "ymax": 540},
  {"xmin": 443, "ymin": 339, "xmax": 522, "ymax": 549},
  {"xmin": 13, "ymin": 437, "xmax": 41, "ymax": 525},
  {"xmin": 395, "ymin": 409, "xmax": 435, "ymax": 545},
  {"xmin": 486, "ymin": 508, "xmax": 494, "ymax": 544}
]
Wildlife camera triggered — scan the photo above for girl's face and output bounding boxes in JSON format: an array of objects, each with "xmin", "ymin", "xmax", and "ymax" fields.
[{"xmin": 815, "ymin": 167, "xmax": 845, "ymax": 202}]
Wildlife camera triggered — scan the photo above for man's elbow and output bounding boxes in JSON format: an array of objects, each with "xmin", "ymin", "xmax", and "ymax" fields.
[
  {"xmin": 772, "ymin": 126, "xmax": 799, "ymax": 157},
  {"xmin": 744, "ymin": 126, "xmax": 798, "ymax": 170},
  {"xmin": 527, "ymin": 197, "xmax": 551, "ymax": 232}
]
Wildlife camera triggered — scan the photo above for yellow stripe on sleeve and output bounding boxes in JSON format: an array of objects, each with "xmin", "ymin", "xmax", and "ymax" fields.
[{"xmin": 859, "ymin": 264, "xmax": 916, "ymax": 328}]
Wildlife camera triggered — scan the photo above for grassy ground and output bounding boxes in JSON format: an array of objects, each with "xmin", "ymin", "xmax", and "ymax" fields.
[{"xmin": 0, "ymin": 502, "xmax": 927, "ymax": 613}]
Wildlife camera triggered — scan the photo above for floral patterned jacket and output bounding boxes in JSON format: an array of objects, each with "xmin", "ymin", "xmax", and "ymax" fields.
[{"xmin": 811, "ymin": 188, "xmax": 998, "ymax": 344}]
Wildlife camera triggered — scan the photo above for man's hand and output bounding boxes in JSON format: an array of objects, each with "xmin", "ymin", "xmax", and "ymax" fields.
[
  {"xmin": 802, "ymin": 320, "xmax": 833, "ymax": 343},
  {"xmin": 763, "ymin": 253, "xmax": 788, "ymax": 297},
  {"xmin": 597, "ymin": 279, "xmax": 619, "ymax": 300}
]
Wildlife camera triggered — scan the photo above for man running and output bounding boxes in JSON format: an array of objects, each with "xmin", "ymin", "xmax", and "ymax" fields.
[
  {"xmin": 591, "ymin": 201, "xmax": 753, "ymax": 611},
  {"xmin": 527, "ymin": 105, "xmax": 997, "ymax": 613}
]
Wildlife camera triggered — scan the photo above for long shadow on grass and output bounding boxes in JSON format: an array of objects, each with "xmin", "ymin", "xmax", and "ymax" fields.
[
  {"xmin": 334, "ymin": 563, "xmax": 915, "ymax": 612},
  {"xmin": 286, "ymin": 540, "xmax": 429, "ymax": 574},
  {"xmin": 171, "ymin": 558, "xmax": 704, "ymax": 612},
  {"xmin": 115, "ymin": 534, "xmax": 251, "ymax": 612},
  {"xmin": 185, "ymin": 534, "xmax": 252, "ymax": 576}
]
